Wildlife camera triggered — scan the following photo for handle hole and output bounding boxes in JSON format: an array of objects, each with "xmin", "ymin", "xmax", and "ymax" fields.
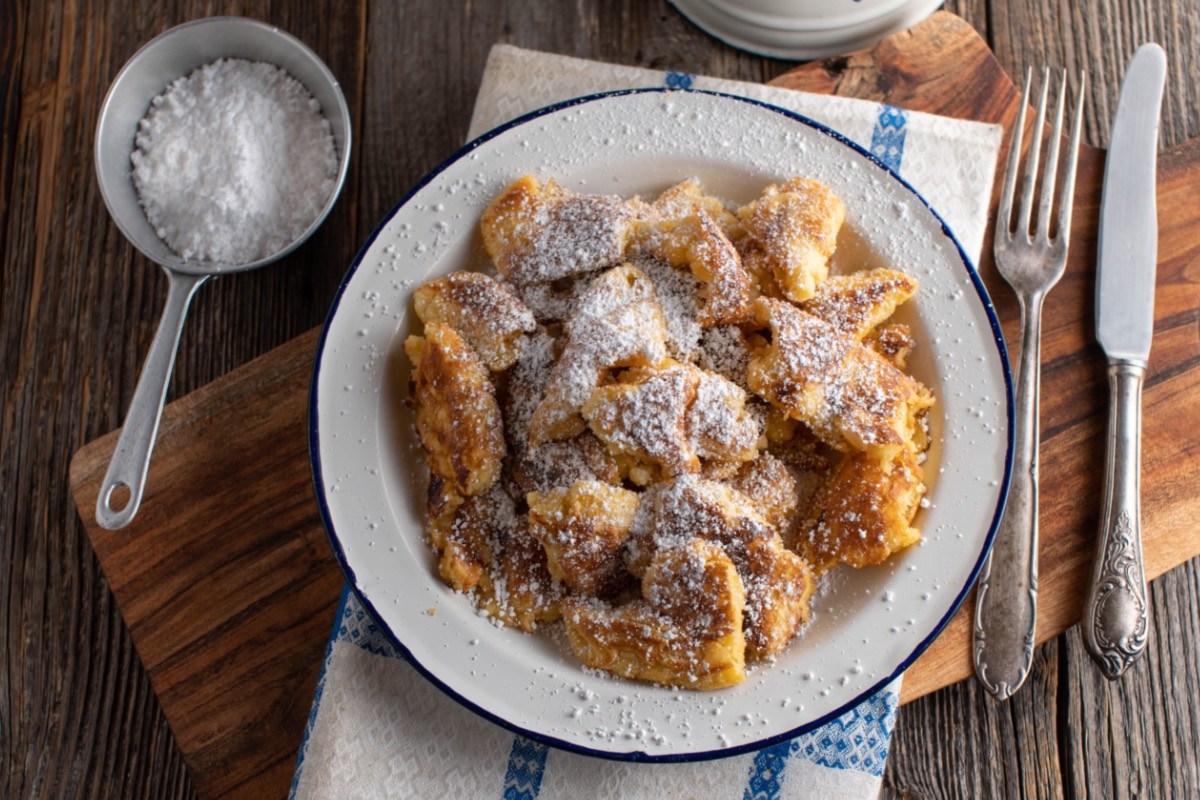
[{"xmin": 104, "ymin": 482, "xmax": 132, "ymax": 514}]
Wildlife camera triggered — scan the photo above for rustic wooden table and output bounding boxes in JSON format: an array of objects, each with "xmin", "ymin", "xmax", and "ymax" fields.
[{"xmin": 3, "ymin": 1, "xmax": 1198, "ymax": 797}]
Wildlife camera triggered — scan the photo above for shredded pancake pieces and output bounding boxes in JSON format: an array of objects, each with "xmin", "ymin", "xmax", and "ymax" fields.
[
  {"xmin": 405, "ymin": 174, "xmax": 936, "ymax": 690},
  {"xmin": 738, "ymin": 177, "xmax": 845, "ymax": 303}
]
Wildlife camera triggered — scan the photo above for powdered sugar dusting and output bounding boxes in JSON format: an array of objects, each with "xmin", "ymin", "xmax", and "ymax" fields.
[
  {"xmin": 132, "ymin": 58, "xmax": 337, "ymax": 264},
  {"xmin": 697, "ymin": 325, "xmax": 751, "ymax": 386},
  {"xmin": 632, "ymin": 255, "xmax": 702, "ymax": 361},
  {"xmin": 486, "ymin": 180, "xmax": 632, "ymax": 285},
  {"xmin": 411, "ymin": 171, "xmax": 935, "ymax": 697},
  {"xmin": 530, "ymin": 266, "xmax": 669, "ymax": 442},
  {"xmin": 688, "ymin": 369, "xmax": 759, "ymax": 462}
]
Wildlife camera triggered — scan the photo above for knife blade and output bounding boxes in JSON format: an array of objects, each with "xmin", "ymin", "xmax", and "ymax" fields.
[
  {"xmin": 1095, "ymin": 44, "xmax": 1167, "ymax": 363},
  {"xmin": 1084, "ymin": 43, "xmax": 1166, "ymax": 680}
]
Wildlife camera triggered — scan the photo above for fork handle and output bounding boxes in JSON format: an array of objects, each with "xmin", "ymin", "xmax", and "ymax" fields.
[
  {"xmin": 973, "ymin": 292, "xmax": 1043, "ymax": 700},
  {"xmin": 1082, "ymin": 361, "xmax": 1150, "ymax": 678}
]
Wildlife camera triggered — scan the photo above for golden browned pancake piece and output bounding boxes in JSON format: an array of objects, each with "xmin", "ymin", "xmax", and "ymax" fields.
[
  {"xmin": 405, "ymin": 323, "xmax": 505, "ymax": 497},
  {"xmin": 501, "ymin": 329, "xmax": 622, "ymax": 494},
  {"xmin": 474, "ymin": 509, "xmax": 564, "ymax": 632},
  {"xmin": 413, "ymin": 271, "xmax": 537, "ymax": 371},
  {"xmin": 761, "ymin": 407, "xmax": 830, "ymax": 472},
  {"xmin": 730, "ymin": 452, "xmax": 798, "ymax": 529},
  {"xmin": 480, "ymin": 176, "xmax": 632, "ymax": 285},
  {"xmin": 509, "ymin": 433, "xmax": 623, "ymax": 496},
  {"xmin": 562, "ymin": 539, "xmax": 747, "ymax": 690},
  {"xmin": 583, "ymin": 361, "xmax": 760, "ymax": 485},
  {"xmin": 642, "ymin": 211, "xmax": 753, "ymax": 327},
  {"xmin": 528, "ymin": 480, "xmax": 640, "ymax": 597},
  {"xmin": 625, "ymin": 475, "xmax": 774, "ymax": 578},
  {"xmin": 738, "ymin": 239, "xmax": 786, "ymax": 301},
  {"xmin": 582, "ymin": 361, "xmax": 701, "ymax": 481},
  {"xmin": 798, "ymin": 447, "xmax": 925, "ymax": 572},
  {"xmin": 529, "ymin": 265, "xmax": 669, "ymax": 444},
  {"xmin": 630, "ymin": 181, "xmax": 753, "ymax": 326},
  {"xmin": 424, "ymin": 483, "xmax": 563, "ymax": 635},
  {"xmin": 425, "ymin": 475, "xmax": 477, "ymax": 590},
  {"xmin": 747, "ymin": 297, "xmax": 933, "ymax": 458},
  {"xmin": 626, "ymin": 475, "xmax": 814, "ymax": 657},
  {"xmin": 738, "ymin": 177, "xmax": 845, "ymax": 303},
  {"xmin": 638, "ymin": 179, "xmax": 742, "ymax": 239},
  {"xmin": 738, "ymin": 535, "xmax": 816, "ymax": 659},
  {"xmin": 801, "ymin": 268, "xmax": 918, "ymax": 340},
  {"xmin": 687, "ymin": 366, "xmax": 761, "ymax": 466},
  {"xmin": 864, "ymin": 323, "xmax": 915, "ymax": 369}
]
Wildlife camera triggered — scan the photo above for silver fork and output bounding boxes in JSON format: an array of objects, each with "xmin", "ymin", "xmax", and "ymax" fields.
[{"xmin": 973, "ymin": 69, "xmax": 1085, "ymax": 700}]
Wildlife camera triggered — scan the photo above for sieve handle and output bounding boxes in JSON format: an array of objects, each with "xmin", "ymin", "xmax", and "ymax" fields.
[{"xmin": 96, "ymin": 268, "xmax": 208, "ymax": 530}]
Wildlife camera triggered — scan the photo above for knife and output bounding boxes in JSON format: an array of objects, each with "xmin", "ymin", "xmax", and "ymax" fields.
[{"xmin": 1083, "ymin": 43, "xmax": 1166, "ymax": 679}]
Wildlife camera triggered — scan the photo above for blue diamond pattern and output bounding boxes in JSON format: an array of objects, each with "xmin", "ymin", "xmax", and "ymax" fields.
[
  {"xmin": 790, "ymin": 688, "xmax": 899, "ymax": 777},
  {"xmin": 664, "ymin": 71, "xmax": 695, "ymax": 90},
  {"xmin": 869, "ymin": 104, "xmax": 908, "ymax": 173},
  {"xmin": 503, "ymin": 737, "xmax": 549, "ymax": 800},
  {"xmin": 743, "ymin": 740, "xmax": 793, "ymax": 800},
  {"xmin": 339, "ymin": 591, "xmax": 402, "ymax": 658}
]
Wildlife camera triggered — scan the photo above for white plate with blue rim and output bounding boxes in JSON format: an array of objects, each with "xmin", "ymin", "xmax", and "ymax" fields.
[{"xmin": 310, "ymin": 88, "xmax": 1012, "ymax": 761}]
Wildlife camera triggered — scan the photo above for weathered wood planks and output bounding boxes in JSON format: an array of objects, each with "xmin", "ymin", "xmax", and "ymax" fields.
[{"xmin": 5, "ymin": 2, "xmax": 1198, "ymax": 798}]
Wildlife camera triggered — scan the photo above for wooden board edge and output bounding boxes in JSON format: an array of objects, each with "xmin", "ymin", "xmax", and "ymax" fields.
[{"xmin": 68, "ymin": 327, "xmax": 322, "ymax": 512}]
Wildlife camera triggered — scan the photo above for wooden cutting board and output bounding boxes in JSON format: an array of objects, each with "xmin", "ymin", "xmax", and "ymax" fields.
[{"xmin": 68, "ymin": 12, "xmax": 1200, "ymax": 800}]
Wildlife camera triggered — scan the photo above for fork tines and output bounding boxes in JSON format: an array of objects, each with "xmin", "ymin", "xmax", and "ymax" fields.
[{"xmin": 998, "ymin": 68, "xmax": 1087, "ymax": 246}]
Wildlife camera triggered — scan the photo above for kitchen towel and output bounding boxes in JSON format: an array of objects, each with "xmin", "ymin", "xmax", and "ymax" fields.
[{"xmin": 291, "ymin": 44, "xmax": 1002, "ymax": 800}]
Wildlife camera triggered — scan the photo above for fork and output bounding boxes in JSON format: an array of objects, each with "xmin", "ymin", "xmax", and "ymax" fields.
[{"xmin": 973, "ymin": 69, "xmax": 1085, "ymax": 701}]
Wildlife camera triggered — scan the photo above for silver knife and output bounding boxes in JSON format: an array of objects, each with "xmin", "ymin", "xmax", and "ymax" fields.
[{"xmin": 1083, "ymin": 43, "xmax": 1166, "ymax": 679}]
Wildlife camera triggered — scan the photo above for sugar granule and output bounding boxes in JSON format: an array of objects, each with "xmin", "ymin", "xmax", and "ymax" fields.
[{"xmin": 131, "ymin": 58, "xmax": 338, "ymax": 264}]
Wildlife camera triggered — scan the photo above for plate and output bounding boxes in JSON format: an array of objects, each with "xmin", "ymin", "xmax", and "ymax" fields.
[
  {"xmin": 668, "ymin": 0, "xmax": 944, "ymax": 61},
  {"xmin": 311, "ymin": 89, "xmax": 1012, "ymax": 761}
]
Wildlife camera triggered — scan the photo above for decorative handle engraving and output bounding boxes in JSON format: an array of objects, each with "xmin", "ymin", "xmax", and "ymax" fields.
[
  {"xmin": 1083, "ymin": 362, "xmax": 1150, "ymax": 678},
  {"xmin": 974, "ymin": 293, "xmax": 1042, "ymax": 700}
]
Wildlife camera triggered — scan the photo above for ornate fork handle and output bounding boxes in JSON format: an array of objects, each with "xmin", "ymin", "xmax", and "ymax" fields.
[
  {"xmin": 1082, "ymin": 361, "xmax": 1150, "ymax": 678},
  {"xmin": 973, "ymin": 291, "xmax": 1042, "ymax": 700},
  {"xmin": 972, "ymin": 68, "xmax": 1084, "ymax": 700}
]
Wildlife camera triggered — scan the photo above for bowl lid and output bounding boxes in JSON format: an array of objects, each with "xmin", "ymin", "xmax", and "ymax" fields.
[{"xmin": 669, "ymin": 0, "xmax": 943, "ymax": 60}]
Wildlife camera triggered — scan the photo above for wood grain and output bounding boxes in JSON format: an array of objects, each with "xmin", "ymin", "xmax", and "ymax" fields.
[
  {"xmin": 1, "ymin": 1, "xmax": 367, "ymax": 798},
  {"xmin": 71, "ymin": 327, "xmax": 341, "ymax": 799},
  {"xmin": 5, "ymin": 2, "xmax": 1199, "ymax": 799},
  {"xmin": 884, "ymin": 4, "xmax": 1200, "ymax": 799},
  {"xmin": 61, "ymin": 10, "xmax": 1200, "ymax": 799},
  {"xmin": 774, "ymin": 15, "xmax": 1200, "ymax": 720}
]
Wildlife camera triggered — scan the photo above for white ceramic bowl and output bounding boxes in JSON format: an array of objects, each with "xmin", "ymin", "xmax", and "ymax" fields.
[
  {"xmin": 669, "ymin": 0, "xmax": 944, "ymax": 60},
  {"xmin": 310, "ymin": 89, "xmax": 1012, "ymax": 761}
]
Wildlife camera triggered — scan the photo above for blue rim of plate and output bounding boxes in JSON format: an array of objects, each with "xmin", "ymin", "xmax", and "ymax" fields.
[{"xmin": 308, "ymin": 87, "xmax": 1015, "ymax": 763}]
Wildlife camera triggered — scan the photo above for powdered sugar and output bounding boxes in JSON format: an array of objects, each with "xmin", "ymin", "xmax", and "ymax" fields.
[
  {"xmin": 131, "ymin": 58, "xmax": 337, "ymax": 264},
  {"xmin": 632, "ymin": 256, "xmax": 702, "ymax": 361},
  {"xmin": 487, "ymin": 181, "xmax": 631, "ymax": 285},
  {"xmin": 698, "ymin": 325, "xmax": 752, "ymax": 385},
  {"xmin": 584, "ymin": 365, "xmax": 697, "ymax": 473},
  {"xmin": 687, "ymin": 369, "xmax": 759, "ymax": 461},
  {"xmin": 530, "ymin": 266, "xmax": 669, "ymax": 442}
]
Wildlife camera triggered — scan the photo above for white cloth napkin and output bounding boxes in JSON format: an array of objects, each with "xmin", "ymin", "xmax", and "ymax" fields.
[{"xmin": 290, "ymin": 45, "xmax": 1002, "ymax": 800}]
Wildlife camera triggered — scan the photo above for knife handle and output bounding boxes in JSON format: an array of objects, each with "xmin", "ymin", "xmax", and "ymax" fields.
[
  {"xmin": 973, "ymin": 293, "xmax": 1042, "ymax": 701},
  {"xmin": 1083, "ymin": 361, "xmax": 1150, "ymax": 678}
]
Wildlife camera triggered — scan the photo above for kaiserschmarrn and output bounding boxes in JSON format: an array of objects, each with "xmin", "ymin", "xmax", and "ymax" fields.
[{"xmin": 405, "ymin": 175, "xmax": 935, "ymax": 690}]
